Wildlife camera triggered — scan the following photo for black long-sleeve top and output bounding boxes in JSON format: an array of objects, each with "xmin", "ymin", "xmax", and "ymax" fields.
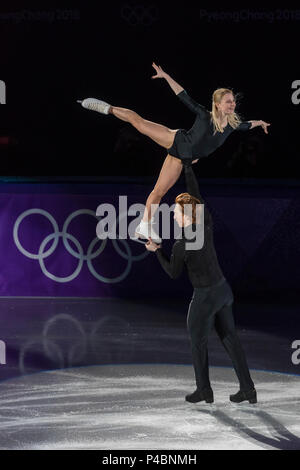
[
  {"xmin": 175, "ymin": 89, "xmax": 252, "ymax": 159},
  {"xmin": 155, "ymin": 164, "xmax": 224, "ymax": 287}
]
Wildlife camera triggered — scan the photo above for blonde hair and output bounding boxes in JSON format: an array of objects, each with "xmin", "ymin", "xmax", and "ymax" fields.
[
  {"xmin": 175, "ymin": 192, "xmax": 201, "ymax": 224},
  {"xmin": 210, "ymin": 88, "xmax": 243, "ymax": 134}
]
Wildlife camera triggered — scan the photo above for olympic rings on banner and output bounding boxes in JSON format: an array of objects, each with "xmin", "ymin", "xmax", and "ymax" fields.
[{"xmin": 13, "ymin": 209, "xmax": 148, "ymax": 283}]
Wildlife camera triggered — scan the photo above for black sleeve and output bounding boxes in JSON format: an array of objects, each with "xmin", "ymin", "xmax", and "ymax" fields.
[
  {"xmin": 176, "ymin": 90, "xmax": 208, "ymax": 117},
  {"xmin": 235, "ymin": 121, "xmax": 252, "ymax": 131},
  {"xmin": 155, "ymin": 241, "xmax": 185, "ymax": 279},
  {"xmin": 184, "ymin": 163, "xmax": 202, "ymax": 201},
  {"xmin": 184, "ymin": 163, "xmax": 211, "ymax": 226}
]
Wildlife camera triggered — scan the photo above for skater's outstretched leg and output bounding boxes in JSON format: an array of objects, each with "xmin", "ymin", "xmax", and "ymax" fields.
[
  {"xmin": 78, "ymin": 98, "xmax": 198, "ymax": 241},
  {"xmin": 134, "ymin": 154, "xmax": 183, "ymax": 243},
  {"xmin": 136, "ymin": 153, "xmax": 198, "ymax": 240},
  {"xmin": 144, "ymin": 154, "xmax": 183, "ymax": 220},
  {"xmin": 110, "ymin": 106, "xmax": 179, "ymax": 149},
  {"xmin": 78, "ymin": 97, "xmax": 178, "ymax": 150}
]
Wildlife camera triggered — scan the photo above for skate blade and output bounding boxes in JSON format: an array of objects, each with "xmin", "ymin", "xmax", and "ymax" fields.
[
  {"xmin": 130, "ymin": 237, "xmax": 147, "ymax": 245},
  {"xmin": 194, "ymin": 402, "xmax": 216, "ymax": 412},
  {"xmin": 132, "ymin": 231, "xmax": 162, "ymax": 244},
  {"xmin": 230, "ymin": 400, "xmax": 258, "ymax": 407},
  {"xmin": 134, "ymin": 231, "xmax": 149, "ymax": 240}
]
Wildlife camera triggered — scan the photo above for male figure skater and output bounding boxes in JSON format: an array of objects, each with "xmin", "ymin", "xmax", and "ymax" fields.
[{"xmin": 145, "ymin": 163, "xmax": 257, "ymax": 404}]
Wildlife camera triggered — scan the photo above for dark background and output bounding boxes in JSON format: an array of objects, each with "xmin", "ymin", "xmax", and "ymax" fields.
[
  {"xmin": 0, "ymin": 2, "xmax": 300, "ymax": 386},
  {"xmin": 0, "ymin": 1, "xmax": 299, "ymax": 180}
]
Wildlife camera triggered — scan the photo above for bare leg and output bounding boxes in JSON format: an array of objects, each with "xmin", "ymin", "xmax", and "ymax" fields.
[
  {"xmin": 142, "ymin": 155, "xmax": 200, "ymax": 222},
  {"xmin": 108, "ymin": 107, "xmax": 199, "ymax": 222},
  {"xmin": 142, "ymin": 154, "xmax": 183, "ymax": 222},
  {"xmin": 109, "ymin": 106, "xmax": 178, "ymax": 150}
]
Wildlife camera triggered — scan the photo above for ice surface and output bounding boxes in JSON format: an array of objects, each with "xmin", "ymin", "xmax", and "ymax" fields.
[{"xmin": 0, "ymin": 364, "xmax": 299, "ymax": 450}]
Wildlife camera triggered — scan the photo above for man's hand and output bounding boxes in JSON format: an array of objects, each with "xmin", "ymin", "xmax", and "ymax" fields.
[{"xmin": 145, "ymin": 237, "xmax": 161, "ymax": 252}]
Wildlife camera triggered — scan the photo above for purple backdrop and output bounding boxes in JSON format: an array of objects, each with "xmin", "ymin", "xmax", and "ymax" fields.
[{"xmin": 0, "ymin": 182, "xmax": 299, "ymax": 299}]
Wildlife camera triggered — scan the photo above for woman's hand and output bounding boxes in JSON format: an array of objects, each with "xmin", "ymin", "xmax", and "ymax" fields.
[
  {"xmin": 145, "ymin": 237, "xmax": 161, "ymax": 252},
  {"xmin": 260, "ymin": 120, "xmax": 271, "ymax": 134},
  {"xmin": 151, "ymin": 62, "xmax": 166, "ymax": 79}
]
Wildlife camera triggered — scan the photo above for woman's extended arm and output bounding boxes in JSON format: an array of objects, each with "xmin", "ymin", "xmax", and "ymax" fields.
[
  {"xmin": 163, "ymin": 73, "xmax": 184, "ymax": 95},
  {"xmin": 236, "ymin": 120, "xmax": 271, "ymax": 134},
  {"xmin": 151, "ymin": 62, "xmax": 208, "ymax": 115},
  {"xmin": 151, "ymin": 62, "xmax": 184, "ymax": 95},
  {"xmin": 249, "ymin": 120, "xmax": 271, "ymax": 134}
]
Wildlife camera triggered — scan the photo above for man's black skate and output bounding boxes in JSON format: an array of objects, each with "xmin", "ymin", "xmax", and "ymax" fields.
[
  {"xmin": 185, "ymin": 387, "xmax": 214, "ymax": 403},
  {"xmin": 230, "ymin": 388, "xmax": 257, "ymax": 404}
]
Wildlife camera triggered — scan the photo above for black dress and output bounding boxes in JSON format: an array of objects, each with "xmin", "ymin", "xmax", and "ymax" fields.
[{"xmin": 167, "ymin": 90, "xmax": 252, "ymax": 162}]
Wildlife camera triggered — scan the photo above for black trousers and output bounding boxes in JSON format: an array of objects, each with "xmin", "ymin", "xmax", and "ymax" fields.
[{"xmin": 187, "ymin": 278, "xmax": 255, "ymax": 392}]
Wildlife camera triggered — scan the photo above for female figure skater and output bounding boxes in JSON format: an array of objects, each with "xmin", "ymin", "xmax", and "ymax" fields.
[
  {"xmin": 78, "ymin": 63, "xmax": 270, "ymax": 243},
  {"xmin": 145, "ymin": 162, "xmax": 257, "ymax": 404}
]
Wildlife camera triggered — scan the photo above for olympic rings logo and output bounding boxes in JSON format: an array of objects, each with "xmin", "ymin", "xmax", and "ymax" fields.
[
  {"xmin": 13, "ymin": 208, "xmax": 148, "ymax": 283},
  {"xmin": 120, "ymin": 3, "xmax": 158, "ymax": 26},
  {"xmin": 19, "ymin": 313, "xmax": 135, "ymax": 374}
]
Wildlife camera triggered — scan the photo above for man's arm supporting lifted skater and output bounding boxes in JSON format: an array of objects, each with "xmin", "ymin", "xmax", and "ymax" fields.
[
  {"xmin": 183, "ymin": 163, "xmax": 211, "ymax": 226},
  {"xmin": 146, "ymin": 164, "xmax": 207, "ymax": 278}
]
